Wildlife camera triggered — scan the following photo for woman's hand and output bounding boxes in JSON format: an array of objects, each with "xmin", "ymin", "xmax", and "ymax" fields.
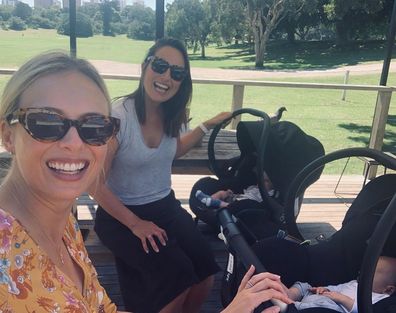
[
  {"xmin": 203, "ymin": 112, "xmax": 232, "ymax": 130},
  {"xmin": 221, "ymin": 265, "xmax": 293, "ymax": 313},
  {"xmin": 129, "ymin": 219, "xmax": 168, "ymax": 253}
]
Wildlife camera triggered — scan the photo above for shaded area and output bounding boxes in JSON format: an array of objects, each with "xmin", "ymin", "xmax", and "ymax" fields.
[
  {"xmin": 190, "ymin": 40, "xmax": 396, "ymax": 71},
  {"xmin": 338, "ymin": 114, "xmax": 396, "ymax": 151}
]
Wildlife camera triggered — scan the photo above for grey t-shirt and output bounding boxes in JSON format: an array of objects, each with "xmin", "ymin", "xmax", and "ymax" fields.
[{"xmin": 106, "ymin": 98, "xmax": 177, "ymax": 205}]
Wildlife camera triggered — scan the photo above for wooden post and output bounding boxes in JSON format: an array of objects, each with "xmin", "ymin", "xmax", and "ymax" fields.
[
  {"xmin": 366, "ymin": 90, "xmax": 392, "ymax": 178},
  {"xmin": 341, "ymin": 70, "xmax": 349, "ymax": 101},
  {"xmin": 231, "ymin": 84, "xmax": 245, "ymax": 129}
]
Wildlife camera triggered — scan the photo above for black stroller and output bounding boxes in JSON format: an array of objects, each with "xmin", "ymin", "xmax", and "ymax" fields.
[
  {"xmin": 216, "ymin": 148, "xmax": 396, "ymax": 313},
  {"xmin": 189, "ymin": 108, "xmax": 325, "ymax": 310},
  {"xmin": 189, "ymin": 108, "xmax": 325, "ymax": 240},
  {"xmin": 189, "ymin": 109, "xmax": 396, "ymax": 312}
]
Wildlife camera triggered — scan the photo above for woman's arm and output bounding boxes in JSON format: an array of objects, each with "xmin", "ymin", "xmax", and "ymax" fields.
[
  {"xmin": 89, "ymin": 138, "xmax": 167, "ymax": 253},
  {"xmin": 175, "ymin": 112, "xmax": 231, "ymax": 158}
]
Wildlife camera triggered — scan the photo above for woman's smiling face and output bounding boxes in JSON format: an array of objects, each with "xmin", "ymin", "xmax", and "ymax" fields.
[
  {"xmin": 6, "ymin": 70, "xmax": 109, "ymax": 202},
  {"xmin": 143, "ymin": 46, "xmax": 185, "ymax": 105}
]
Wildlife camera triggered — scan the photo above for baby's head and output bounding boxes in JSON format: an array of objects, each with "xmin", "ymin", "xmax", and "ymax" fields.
[{"xmin": 372, "ymin": 256, "xmax": 396, "ymax": 295}]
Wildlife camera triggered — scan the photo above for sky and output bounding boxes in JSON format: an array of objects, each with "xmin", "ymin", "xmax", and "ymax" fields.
[{"xmin": 20, "ymin": 0, "xmax": 173, "ymax": 9}]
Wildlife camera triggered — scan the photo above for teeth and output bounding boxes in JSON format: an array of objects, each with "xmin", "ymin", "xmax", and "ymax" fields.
[
  {"xmin": 154, "ymin": 82, "xmax": 169, "ymax": 91},
  {"xmin": 48, "ymin": 162, "xmax": 85, "ymax": 173}
]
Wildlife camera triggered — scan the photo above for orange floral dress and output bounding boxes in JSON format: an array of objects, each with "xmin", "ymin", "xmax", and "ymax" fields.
[{"xmin": 0, "ymin": 208, "xmax": 117, "ymax": 313}]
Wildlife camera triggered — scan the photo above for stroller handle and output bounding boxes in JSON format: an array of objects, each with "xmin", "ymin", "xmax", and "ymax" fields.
[
  {"xmin": 217, "ymin": 207, "xmax": 288, "ymax": 312},
  {"xmin": 208, "ymin": 108, "xmax": 270, "ymax": 177},
  {"xmin": 284, "ymin": 147, "xmax": 396, "ymax": 240},
  {"xmin": 208, "ymin": 108, "xmax": 275, "ymax": 211}
]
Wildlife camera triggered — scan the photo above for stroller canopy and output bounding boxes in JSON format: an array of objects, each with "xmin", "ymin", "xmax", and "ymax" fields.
[{"xmin": 236, "ymin": 120, "xmax": 325, "ymax": 200}]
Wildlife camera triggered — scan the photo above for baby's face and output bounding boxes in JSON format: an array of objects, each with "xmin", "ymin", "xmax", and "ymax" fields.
[{"xmin": 372, "ymin": 257, "xmax": 396, "ymax": 294}]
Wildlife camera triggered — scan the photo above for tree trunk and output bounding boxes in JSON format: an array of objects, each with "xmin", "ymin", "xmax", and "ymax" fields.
[
  {"xmin": 255, "ymin": 30, "xmax": 270, "ymax": 68},
  {"xmin": 335, "ymin": 20, "xmax": 349, "ymax": 46},
  {"xmin": 200, "ymin": 40, "xmax": 206, "ymax": 58},
  {"xmin": 246, "ymin": 0, "xmax": 287, "ymax": 68},
  {"xmin": 286, "ymin": 23, "xmax": 295, "ymax": 43},
  {"xmin": 253, "ymin": 27, "xmax": 263, "ymax": 67}
]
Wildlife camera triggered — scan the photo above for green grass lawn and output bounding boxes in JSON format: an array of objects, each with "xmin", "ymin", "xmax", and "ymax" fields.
[
  {"xmin": 1, "ymin": 29, "xmax": 394, "ymax": 70},
  {"xmin": 1, "ymin": 29, "xmax": 395, "ymax": 175}
]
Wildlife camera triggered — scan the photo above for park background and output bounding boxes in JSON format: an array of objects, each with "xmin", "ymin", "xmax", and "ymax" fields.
[{"xmin": 1, "ymin": 0, "xmax": 396, "ymax": 174}]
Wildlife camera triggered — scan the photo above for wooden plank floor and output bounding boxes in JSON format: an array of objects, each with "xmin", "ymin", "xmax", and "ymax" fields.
[{"xmin": 81, "ymin": 174, "xmax": 366, "ymax": 312}]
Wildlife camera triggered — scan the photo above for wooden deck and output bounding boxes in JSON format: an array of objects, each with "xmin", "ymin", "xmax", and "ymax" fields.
[{"xmin": 80, "ymin": 174, "xmax": 367, "ymax": 312}]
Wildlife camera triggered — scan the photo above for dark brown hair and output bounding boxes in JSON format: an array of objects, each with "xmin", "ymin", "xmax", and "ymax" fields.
[{"xmin": 124, "ymin": 38, "xmax": 192, "ymax": 137}]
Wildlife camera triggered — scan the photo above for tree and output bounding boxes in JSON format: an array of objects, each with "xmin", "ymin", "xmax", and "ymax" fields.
[
  {"xmin": 30, "ymin": 15, "xmax": 54, "ymax": 29},
  {"xmin": 30, "ymin": 6, "xmax": 62, "ymax": 29},
  {"xmin": 78, "ymin": 3, "xmax": 102, "ymax": 34},
  {"xmin": 128, "ymin": 20, "xmax": 154, "ymax": 40},
  {"xmin": 79, "ymin": 2, "xmax": 100, "ymax": 19},
  {"xmin": 213, "ymin": 0, "xmax": 249, "ymax": 44},
  {"xmin": 13, "ymin": 1, "xmax": 32, "ymax": 21},
  {"xmin": 323, "ymin": 0, "xmax": 385, "ymax": 44},
  {"xmin": 277, "ymin": 0, "xmax": 319, "ymax": 42},
  {"xmin": 8, "ymin": 16, "xmax": 27, "ymax": 30},
  {"xmin": 246, "ymin": 0, "xmax": 305, "ymax": 67},
  {"xmin": 122, "ymin": 3, "xmax": 155, "ymax": 40},
  {"xmin": 57, "ymin": 12, "xmax": 93, "ymax": 37},
  {"xmin": 166, "ymin": 0, "xmax": 213, "ymax": 58},
  {"xmin": 0, "ymin": 5, "xmax": 13, "ymax": 22},
  {"xmin": 98, "ymin": 0, "xmax": 119, "ymax": 36}
]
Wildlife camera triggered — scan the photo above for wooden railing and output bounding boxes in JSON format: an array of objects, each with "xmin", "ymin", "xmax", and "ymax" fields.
[{"xmin": 1, "ymin": 68, "xmax": 395, "ymax": 176}]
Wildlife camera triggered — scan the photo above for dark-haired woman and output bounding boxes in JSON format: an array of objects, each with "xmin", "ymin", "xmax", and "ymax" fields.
[{"xmin": 92, "ymin": 38, "xmax": 231, "ymax": 313}]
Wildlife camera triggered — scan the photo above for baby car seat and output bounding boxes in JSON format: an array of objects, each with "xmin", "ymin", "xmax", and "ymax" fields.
[{"xmin": 189, "ymin": 108, "xmax": 324, "ymax": 239}]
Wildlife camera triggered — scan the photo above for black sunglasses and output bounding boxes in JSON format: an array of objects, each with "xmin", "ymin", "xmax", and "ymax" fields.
[
  {"xmin": 148, "ymin": 56, "xmax": 187, "ymax": 82},
  {"xmin": 6, "ymin": 107, "xmax": 120, "ymax": 146}
]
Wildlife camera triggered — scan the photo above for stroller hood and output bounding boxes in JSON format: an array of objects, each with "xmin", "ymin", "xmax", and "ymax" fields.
[{"xmin": 237, "ymin": 120, "xmax": 325, "ymax": 199}]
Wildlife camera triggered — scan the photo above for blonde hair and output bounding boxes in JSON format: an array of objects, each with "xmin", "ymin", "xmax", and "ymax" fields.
[{"xmin": 0, "ymin": 51, "xmax": 111, "ymax": 127}]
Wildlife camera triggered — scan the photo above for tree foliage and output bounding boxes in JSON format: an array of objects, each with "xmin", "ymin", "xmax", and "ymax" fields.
[
  {"xmin": 166, "ymin": 0, "xmax": 213, "ymax": 58},
  {"xmin": 57, "ymin": 12, "xmax": 93, "ymax": 37},
  {"xmin": 122, "ymin": 3, "xmax": 155, "ymax": 40},
  {"xmin": 8, "ymin": 16, "xmax": 26, "ymax": 30},
  {"xmin": 0, "ymin": 5, "xmax": 13, "ymax": 22},
  {"xmin": 30, "ymin": 6, "xmax": 61, "ymax": 29},
  {"xmin": 98, "ymin": 0, "xmax": 119, "ymax": 36},
  {"xmin": 277, "ymin": 0, "xmax": 320, "ymax": 42},
  {"xmin": 12, "ymin": 1, "xmax": 32, "ymax": 21},
  {"xmin": 323, "ymin": 0, "xmax": 386, "ymax": 44},
  {"xmin": 246, "ymin": 0, "xmax": 302, "ymax": 67},
  {"xmin": 212, "ymin": 0, "xmax": 249, "ymax": 44}
]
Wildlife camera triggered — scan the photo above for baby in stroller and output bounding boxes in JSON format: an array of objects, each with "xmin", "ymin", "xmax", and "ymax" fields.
[
  {"xmin": 196, "ymin": 171, "xmax": 277, "ymax": 209},
  {"xmin": 284, "ymin": 256, "xmax": 396, "ymax": 312}
]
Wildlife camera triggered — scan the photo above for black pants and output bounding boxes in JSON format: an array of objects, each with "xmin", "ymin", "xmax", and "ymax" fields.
[{"xmin": 94, "ymin": 190, "xmax": 220, "ymax": 313}]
